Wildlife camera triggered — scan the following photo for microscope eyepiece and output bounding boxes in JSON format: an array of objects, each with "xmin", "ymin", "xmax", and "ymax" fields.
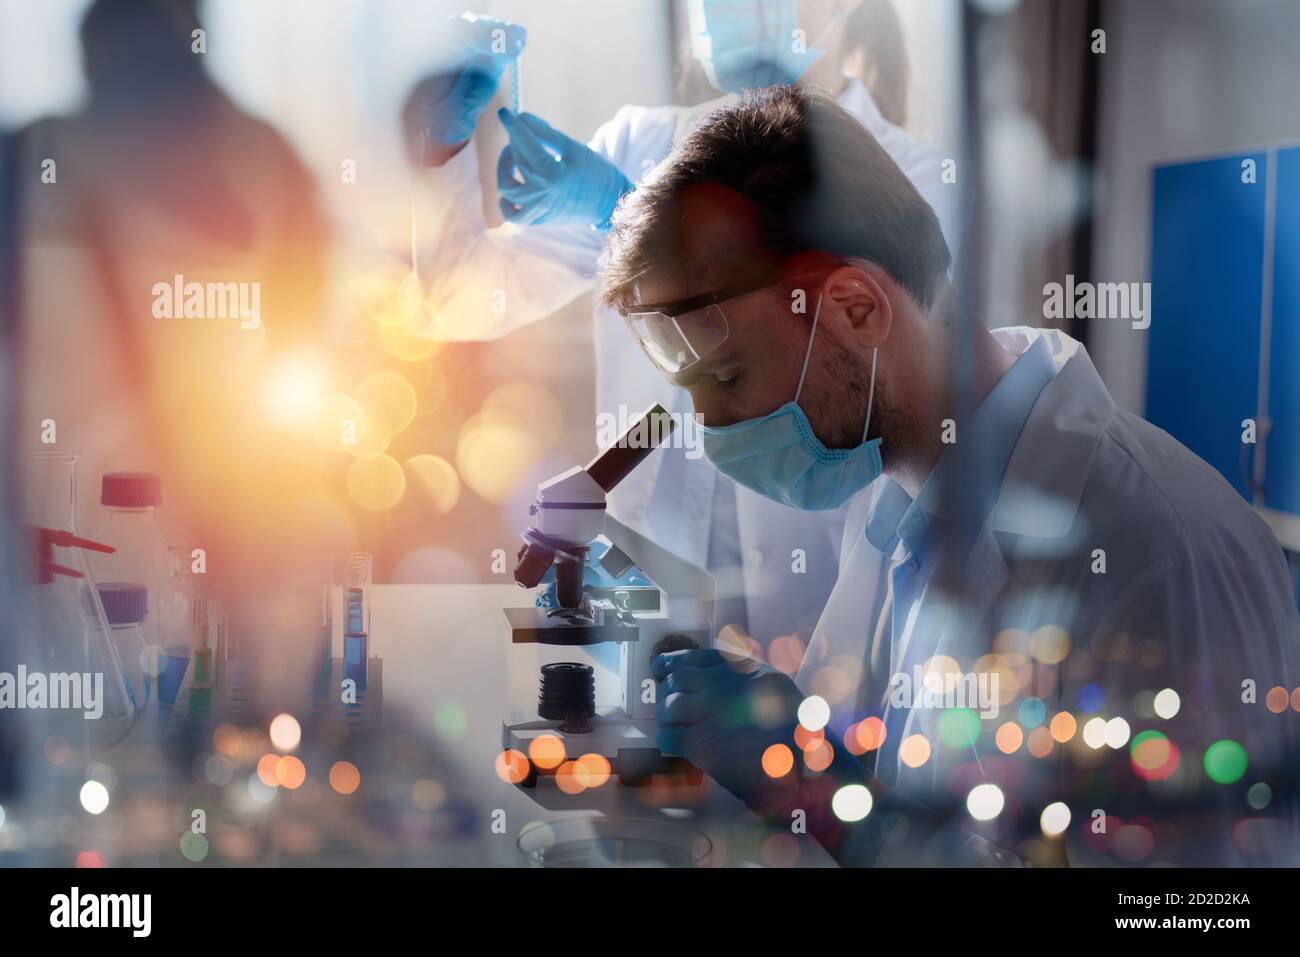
[{"xmin": 584, "ymin": 403, "xmax": 675, "ymax": 493}]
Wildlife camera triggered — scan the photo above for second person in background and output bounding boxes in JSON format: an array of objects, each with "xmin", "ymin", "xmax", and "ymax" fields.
[{"xmin": 405, "ymin": 1, "xmax": 958, "ymax": 651}]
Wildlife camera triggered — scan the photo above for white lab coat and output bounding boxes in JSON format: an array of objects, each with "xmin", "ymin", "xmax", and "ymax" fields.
[
  {"xmin": 799, "ymin": 327, "xmax": 1300, "ymax": 866},
  {"xmin": 411, "ymin": 79, "xmax": 957, "ymax": 644}
]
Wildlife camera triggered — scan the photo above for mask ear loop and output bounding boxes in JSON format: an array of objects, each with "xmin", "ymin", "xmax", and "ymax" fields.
[
  {"xmin": 793, "ymin": 291, "xmax": 823, "ymax": 405},
  {"xmin": 861, "ymin": 347, "xmax": 878, "ymax": 443}
]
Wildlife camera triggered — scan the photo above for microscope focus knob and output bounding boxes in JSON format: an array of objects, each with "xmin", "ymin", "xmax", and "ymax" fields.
[{"xmin": 513, "ymin": 541, "xmax": 553, "ymax": 588}]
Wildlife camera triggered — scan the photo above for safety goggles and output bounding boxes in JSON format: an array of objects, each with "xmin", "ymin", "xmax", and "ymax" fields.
[{"xmin": 624, "ymin": 272, "xmax": 826, "ymax": 378}]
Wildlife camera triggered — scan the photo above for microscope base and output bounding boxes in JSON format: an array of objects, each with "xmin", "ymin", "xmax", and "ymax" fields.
[{"xmin": 503, "ymin": 710, "xmax": 701, "ymax": 788}]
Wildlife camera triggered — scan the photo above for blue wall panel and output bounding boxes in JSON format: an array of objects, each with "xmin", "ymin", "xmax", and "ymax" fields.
[
  {"xmin": 1266, "ymin": 147, "xmax": 1300, "ymax": 515},
  {"xmin": 1147, "ymin": 153, "xmax": 1267, "ymax": 500}
]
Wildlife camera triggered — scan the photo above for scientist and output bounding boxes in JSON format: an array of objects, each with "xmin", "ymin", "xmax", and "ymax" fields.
[
  {"xmin": 598, "ymin": 86, "xmax": 1300, "ymax": 866},
  {"xmin": 407, "ymin": 1, "xmax": 955, "ymax": 646}
]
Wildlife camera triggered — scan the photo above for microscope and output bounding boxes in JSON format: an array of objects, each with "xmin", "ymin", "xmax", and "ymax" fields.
[{"xmin": 504, "ymin": 404, "xmax": 715, "ymax": 789}]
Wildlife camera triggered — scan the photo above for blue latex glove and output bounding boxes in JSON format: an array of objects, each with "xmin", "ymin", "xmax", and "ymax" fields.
[
  {"xmin": 655, "ymin": 648, "xmax": 865, "ymax": 807},
  {"xmin": 421, "ymin": 14, "xmax": 526, "ymax": 147},
  {"xmin": 496, "ymin": 109, "xmax": 633, "ymax": 230}
]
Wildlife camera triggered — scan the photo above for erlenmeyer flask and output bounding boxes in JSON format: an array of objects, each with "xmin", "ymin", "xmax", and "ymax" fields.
[{"xmin": 22, "ymin": 452, "xmax": 137, "ymax": 737}]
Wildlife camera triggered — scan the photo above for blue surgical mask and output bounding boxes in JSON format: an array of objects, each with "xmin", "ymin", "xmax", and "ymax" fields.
[
  {"xmin": 699, "ymin": 294, "xmax": 883, "ymax": 511},
  {"xmin": 687, "ymin": 0, "xmax": 837, "ymax": 94}
]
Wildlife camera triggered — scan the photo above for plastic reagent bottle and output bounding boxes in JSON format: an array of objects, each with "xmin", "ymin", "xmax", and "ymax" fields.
[
  {"xmin": 97, "ymin": 582, "xmax": 150, "ymax": 712},
  {"xmin": 91, "ymin": 473, "xmax": 172, "ymax": 649}
]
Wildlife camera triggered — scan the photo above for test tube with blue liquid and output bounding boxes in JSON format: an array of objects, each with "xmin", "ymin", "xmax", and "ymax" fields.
[
  {"xmin": 343, "ymin": 553, "xmax": 372, "ymax": 690},
  {"xmin": 191, "ymin": 595, "xmax": 215, "ymax": 691},
  {"xmin": 317, "ymin": 582, "xmax": 333, "ymax": 685}
]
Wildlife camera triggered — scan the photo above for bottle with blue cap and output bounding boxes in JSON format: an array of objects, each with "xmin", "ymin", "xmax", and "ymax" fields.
[
  {"xmin": 96, "ymin": 582, "xmax": 150, "ymax": 713},
  {"xmin": 90, "ymin": 472, "xmax": 173, "ymax": 652}
]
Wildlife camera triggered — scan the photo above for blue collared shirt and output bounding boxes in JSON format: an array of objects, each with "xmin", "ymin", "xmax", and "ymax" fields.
[{"xmin": 870, "ymin": 336, "xmax": 1057, "ymax": 781}]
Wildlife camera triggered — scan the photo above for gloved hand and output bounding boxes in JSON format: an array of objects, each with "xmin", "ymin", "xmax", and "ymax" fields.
[
  {"xmin": 655, "ymin": 648, "xmax": 865, "ymax": 809},
  {"xmin": 496, "ymin": 109, "xmax": 633, "ymax": 230},
  {"xmin": 416, "ymin": 13, "xmax": 525, "ymax": 151}
]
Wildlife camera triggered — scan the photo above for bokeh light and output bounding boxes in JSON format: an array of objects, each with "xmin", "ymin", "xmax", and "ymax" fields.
[
  {"xmin": 1049, "ymin": 711, "xmax": 1077, "ymax": 743},
  {"xmin": 482, "ymin": 381, "xmax": 563, "ymax": 440},
  {"xmin": 1018, "ymin": 697, "xmax": 1047, "ymax": 728},
  {"xmin": 269, "ymin": 713, "xmax": 301, "ymax": 752},
  {"xmin": 1076, "ymin": 683, "xmax": 1105, "ymax": 713},
  {"xmin": 45, "ymin": 735, "xmax": 71, "ymax": 766},
  {"xmin": 1247, "ymin": 782, "xmax": 1272, "ymax": 810},
  {"xmin": 329, "ymin": 761, "xmax": 361, "ymax": 795},
  {"xmin": 832, "ymin": 784, "xmax": 874, "ymax": 822},
  {"xmin": 456, "ymin": 413, "xmax": 544, "ymax": 505},
  {"xmin": 1112, "ymin": 823, "xmax": 1155, "ymax": 862},
  {"xmin": 966, "ymin": 783, "xmax": 1005, "ymax": 821},
  {"xmin": 256, "ymin": 753, "xmax": 281, "ymax": 787},
  {"xmin": 495, "ymin": 749, "xmax": 530, "ymax": 784},
  {"xmin": 794, "ymin": 724, "xmax": 823, "ymax": 751},
  {"xmin": 810, "ymin": 657, "xmax": 863, "ymax": 705},
  {"xmin": 1029, "ymin": 625, "xmax": 1071, "ymax": 664},
  {"xmin": 180, "ymin": 832, "xmax": 209, "ymax": 863},
  {"xmin": 574, "ymin": 754, "xmax": 611, "ymax": 788},
  {"xmin": 938, "ymin": 708, "xmax": 982, "ymax": 750},
  {"xmin": 412, "ymin": 779, "xmax": 446, "ymax": 811},
  {"xmin": 1040, "ymin": 801, "xmax": 1071, "ymax": 836},
  {"xmin": 346, "ymin": 454, "xmax": 406, "ymax": 510},
  {"xmin": 355, "ymin": 370, "xmax": 418, "ymax": 434},
  {"xmin": 802, "ymin": 738, "xmax": 834, "ymax": 772},
  {"xmin": 768, "ymin": 633, "xmax": 806, "ymax": 675},
  {"xmin": 275, "ymin": 756, "xmax": 307, "ymax": 789},
  {"xmin": 1081, "ymin": 716, "xmax": 1108, "ymax": 749},
  {"xmin": 528, "ymin": 734, "xmax": 565, "ymax": 771},
  {"xmin": 79, "ymin": 781, "xmax": 109, "ymax": 815},
  {"xmin": 1130, "ymin": 730, "xmax": 1180, "ymax": 781},
  {"xmin": 848, "ymin": 717, "xmax": 887, "ymax": 755},
  {"xmin": 213, "ymin": 723, "xmax": 242, "ymax": 756},
  {"xmin": 762, "ymin": 743, "xmax": 795, "ymax": 778},
  {"xmin": 797, "ymin": 695, "xmax": 830, "ymax": 732},
  {"xmin": 1027, "ymin": 726, "xmax": 1054, "ymax": 758},
  {"xmin": 555, "ymin": 761, "xmax": 586, "ymax": 795},
  {"xmin": 1104, "ymin": 716, "xmax": 1131, "ymax": 749},
  {"xmin": 1153, "ymin": 688, "xmax": 1180, "ymax": 719},
  {"xmin": 405, "ymin": 454, "xmax": 461, "ymax": 513},
  {"xmin": 899, "ymin": 734, "xmax": 932, "ymax": 768},
  {"xmin": 1203, "ymin": 739, "xmax": 1248, "ymax": 784},
  {"xmin": 995, "ymin": 722, "xmax": 1023, "ymax": 754}
]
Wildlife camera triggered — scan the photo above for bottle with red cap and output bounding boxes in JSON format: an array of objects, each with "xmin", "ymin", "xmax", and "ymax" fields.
[{"xmin": 90, "ymin": 472, "xmax": 173, "ymax": 652}]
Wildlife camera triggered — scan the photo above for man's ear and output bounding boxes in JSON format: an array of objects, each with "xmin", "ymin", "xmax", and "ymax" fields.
[{"xmin": 823, "ymin": 264, "xmax": 892, "ymax": 348}]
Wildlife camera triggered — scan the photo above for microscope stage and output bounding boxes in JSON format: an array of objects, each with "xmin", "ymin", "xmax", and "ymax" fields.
[{"xmin": 505, "ymin": 606, "xmax": 638, "ymax": 645}]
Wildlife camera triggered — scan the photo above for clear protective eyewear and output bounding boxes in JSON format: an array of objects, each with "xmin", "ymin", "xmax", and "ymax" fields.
[
  {"xmin": 623, "ymin": 271, "xmax": 830, "ymax": 379},
  {"xmin": 625, "ymin": 302, "xmax": 730, "ymax": 378}
]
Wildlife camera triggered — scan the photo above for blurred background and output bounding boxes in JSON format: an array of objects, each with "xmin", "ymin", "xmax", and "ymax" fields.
[
  {"xmin": 0, "ymin": 0, "xmax": 963, "ymax": 596},
  {"xmin": 5, "ymin": 0, "xmax": 1297, "ymax": 592}
]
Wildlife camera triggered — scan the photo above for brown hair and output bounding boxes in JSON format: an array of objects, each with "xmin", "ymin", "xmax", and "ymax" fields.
[
  {"xmin": 843, "ymin": 0, "xmax": 910, "ymax": 128},
  {"xmin": 599, "ymin": 85, "xmax": 950, "ymax": 313}
]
